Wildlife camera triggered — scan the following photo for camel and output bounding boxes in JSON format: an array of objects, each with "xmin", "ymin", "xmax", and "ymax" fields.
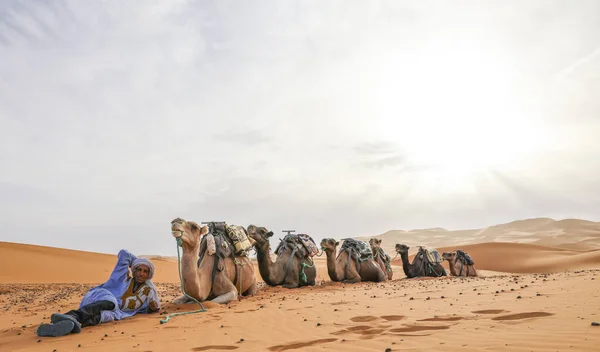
[
  {"xmin": 320, "ymin": 238, "xmax": 386, "ymax": 283},
  {"xmin": 247, "ymin": 225, "xmax": 317, "ymax": 288},
  {"xmin": 442, "ymin": 251, "xmax": 478, "ymax": 277},
  {"xmin": 369, "ymin": 238, "xmax": 393, "ymax": 280},
  {"xmin": 394, "ymin": 244, "xmax": 447, "ymax": 278},
  {"xmin": 170, "ymin": 218, "xmax": 257, "ymax": 305}
]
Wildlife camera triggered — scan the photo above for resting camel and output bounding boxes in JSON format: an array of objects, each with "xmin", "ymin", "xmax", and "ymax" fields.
[
  {"xmin": 170, "ymin": 218, "xmax": 257, "ymax": 304},
  {"xmin": 369, "ymin": 238, "xmax": 393, "ymax": 280},
  {"xmin": 442, "ymin": 251, "xmax": 478, "ymax": 277},
  {"xmin": 395, "ymin": 244, "xmax": 447, "ymax": 278},
  {"xmin": 247, "ymin": 225, "xmax": 316, "ymax": 288},
  {"xmin": 320, "ymin": 238, "xmax": 386, "ymax": 283}
]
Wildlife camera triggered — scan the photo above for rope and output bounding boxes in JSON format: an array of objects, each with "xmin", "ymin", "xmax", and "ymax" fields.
[
  {"xmin": 160, "ymin": 233, "xmax": 207, "ymax": 324},
  {"xmin": 300, "ymin": 258, "xmax": 314, "ymax": 283}
]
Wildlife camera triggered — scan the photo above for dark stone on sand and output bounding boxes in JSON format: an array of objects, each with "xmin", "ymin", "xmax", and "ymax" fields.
[
  {"xmin": 592, "ymin": 322, "xmax": 600, "ymax": 326},
  {"xmin": 386, "ymin": 348, "xmax": 392, "ymax": 352},
  {"xmin": 317, "ymin": 323, "xmax": 321, "ymax": 326}
]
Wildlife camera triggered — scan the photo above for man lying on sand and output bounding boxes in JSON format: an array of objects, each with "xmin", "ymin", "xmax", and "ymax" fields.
[{"xmin": 37, "ymin": 249, "xmax": 160, "ymax": 337}]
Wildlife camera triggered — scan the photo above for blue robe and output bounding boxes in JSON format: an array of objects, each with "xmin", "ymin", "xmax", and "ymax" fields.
[{"xmin": 79, "ymin": 249, "xmax": 160, "ymax": 323}]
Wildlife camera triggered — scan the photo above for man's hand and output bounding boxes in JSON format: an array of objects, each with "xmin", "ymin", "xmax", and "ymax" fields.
[{"xmin": 149, "ymin": 300, "xmax": 159, "ymax": 312}]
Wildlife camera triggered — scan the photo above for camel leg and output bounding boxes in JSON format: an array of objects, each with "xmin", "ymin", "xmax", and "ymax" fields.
[
  {"xmin": 172, "ymin": 295, "xmax": 195, "ymax": 305},
  {"xmin": 211, "ymin": 291, "xmax": 237, "ymax": 304},
  {"xmin": 307, "ymin": 271, "xmax": 316, "ymax": 286},
  {"xmin": 282, "ymin": 266, "xmax": 300, "ymax": 289},
  {"xmin": 243, "ymin": 279, "xmax": 257, "ymax": 296},
  {"xmin": 343, "ymin": 277, "xmax": 361, "ymax": 283},
  {"xmin": 343, "ymin": 261, "xmax": 361, "ymax": 283},
  {"xmin": 210, "ymin": 278, "xmax": 238, "ymax": 304}
]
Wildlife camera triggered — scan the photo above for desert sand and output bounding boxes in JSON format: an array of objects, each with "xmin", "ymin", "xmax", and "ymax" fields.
[{"xmin": 2, "ymin": 218, "xmax": 600, "ymax": 351}]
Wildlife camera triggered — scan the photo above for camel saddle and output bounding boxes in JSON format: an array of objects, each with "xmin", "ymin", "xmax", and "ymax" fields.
[
  {"xmin": 275, "ymin": 233, "xmax": 319, "ymax": 258},
  {"xmin": 456, "ymin": 250, "xmax": 475, "ymax": 265},
  {"xmin": 340, "ymin": 238, "xmax": 372, "ymax": 260},
  {"xmin": 225, "ymin": 224, "xmax": 253, "ymax": 255},
  {"xmin": 199, "ymin": 222, "xmax": 248, "ymax": 294},
  {"xmin": 203, "ymin": 222, "xmax": 252, "ymax": 256},
  {"xmin": 418, "ymin": 246, "xmax": 443, "ymax": 265}
]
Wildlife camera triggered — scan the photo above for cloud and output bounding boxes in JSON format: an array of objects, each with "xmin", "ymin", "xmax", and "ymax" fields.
[
  {"xmin": 354, "ymin": 142, "xmax": 398, "ymax": 155},
  {"xmin": 1, "ymin": 1, "xmax": 600, "ymax": 255},
  {"xmin": 555, "ymin": 47, "xmax": 600, "ymax": 81}
]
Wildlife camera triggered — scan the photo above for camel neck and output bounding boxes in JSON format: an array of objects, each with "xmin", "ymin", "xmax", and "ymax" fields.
[
  {"xmin": 180, "ymin": 242, "xmax": 205, "ymax": 300},
  {"xmin": 399, "ymin": 252, "xmax": 412, "ymax": 277},
  {"xmin": 325, "ymin": 249, "xmax": 341, "ymax": 281},
  {"xmin": 255, "ymin": 241, "xmax": 278, "ymax": 285},
  {"xmin": 447, "ymin": 259, "xmax": 458, "ymax": 276}
]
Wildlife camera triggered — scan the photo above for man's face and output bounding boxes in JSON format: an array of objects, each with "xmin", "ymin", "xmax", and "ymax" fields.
[{"xmin": 134, "ymin": 265, "xmax": 150, "ymax": 284}]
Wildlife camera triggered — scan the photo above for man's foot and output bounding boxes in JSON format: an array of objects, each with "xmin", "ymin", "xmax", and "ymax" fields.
[
  {"xmin": 50, "ymin": 313, "xmax": 82, "ymax": 333},
  {"xmin": 36, "ymin": 320, "xmax": 75, "ymax": 337}
]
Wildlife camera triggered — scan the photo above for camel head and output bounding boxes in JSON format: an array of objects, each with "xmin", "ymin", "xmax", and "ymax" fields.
[
  {"xmin": 395, "ymin": 243, "xmax": 409, "ymax": 255},
  {"xmin": 369, "ymin": 238, "xmax": 382, "ymax": 250},
  {"xmin": 441, "ymin": 251, "xmax": 456, "ymax": 261},
  {"xmin": 247, "ymin": 225, "xmax": 273, "ymax": 246},
  {"xmin": 170, "ymin": 217, "xmax": 209, "ymax": 247},
  {"xmin": 320, "ymin": 238, "xmax": 339, "ymax": 254}
]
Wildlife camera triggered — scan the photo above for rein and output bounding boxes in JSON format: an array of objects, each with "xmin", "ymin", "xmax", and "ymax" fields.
[{"xmin": 160, "ymin": 230, "xmax": 207, "ymax": 324}]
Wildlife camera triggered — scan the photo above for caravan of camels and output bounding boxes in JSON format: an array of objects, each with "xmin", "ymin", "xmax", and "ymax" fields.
[{"xmin": 170, "ymin": 217, "xmax": 478, "ymax": 305}]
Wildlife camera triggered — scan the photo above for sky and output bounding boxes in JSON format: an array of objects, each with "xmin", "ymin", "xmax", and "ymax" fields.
[{"xmin": 1, "ymin": 0, "xmax": 599, "ymax": 255}]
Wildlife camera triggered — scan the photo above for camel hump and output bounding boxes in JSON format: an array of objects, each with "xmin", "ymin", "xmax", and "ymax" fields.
[
  {"xmin": 456, "ymin": 250, "xmax": 475, "ymax": 265},
  {"xmin": 419, "ymin": 247, "xmax": 443, "ymax": 264},
  {"xmin": 275, "ymin": 233, "xmax": 319, "ymax": 258},
  {"xmin": 341, "ymin": 239, "xmax": 372, "ymax": 259}
]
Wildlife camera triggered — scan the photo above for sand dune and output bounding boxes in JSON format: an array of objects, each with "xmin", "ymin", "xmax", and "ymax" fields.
[
  {"xmin": 0, "ymin": 242, "xmax": 181, "ymax": 284},
  {"xmin": 2, "ymin": 218, "xmax": 600, "ymax": 352},
  {"xmin": 360, "ymin": 217, "xmax": 600, "ymax": 253}
]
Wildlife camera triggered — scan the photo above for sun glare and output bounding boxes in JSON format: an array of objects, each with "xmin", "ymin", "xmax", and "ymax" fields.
[{"xmin": 374, "ymin": 48, "xmax": 543, "ymax": 192}]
